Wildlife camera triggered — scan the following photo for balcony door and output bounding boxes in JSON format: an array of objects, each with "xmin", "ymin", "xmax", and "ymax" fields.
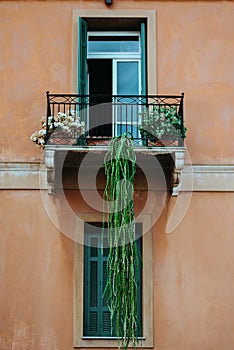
[
  {"xmin": 78, "ymin": 18, "xmax": 147, "ymax": 138},
  {"xmin": 113, "ymin": 60, "xmax": 140, "ymax": 138}
]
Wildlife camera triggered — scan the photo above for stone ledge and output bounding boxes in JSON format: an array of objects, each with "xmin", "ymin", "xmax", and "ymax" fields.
[
  {"xmin": 1, "ymin": 162, "xmax": 234, "ymax": 192},
  {"xmin": 0, "ymin": 162, "xmax": 41, "ymax": 189},
  {"xmin": 181, "ymin": 165, "xmax": 234, "ymax": 192}
]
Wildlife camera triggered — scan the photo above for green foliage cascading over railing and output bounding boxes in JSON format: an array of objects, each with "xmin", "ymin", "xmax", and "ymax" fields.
[{"xmin": 103, "ymin": 134, "xmax": 140, "ymax": 349}]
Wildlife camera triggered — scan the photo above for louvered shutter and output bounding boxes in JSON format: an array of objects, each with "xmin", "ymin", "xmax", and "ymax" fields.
[
  {"xmin": 84, "ymin": 224, "xmax": 142, "ymax": 337},
  {"xmin": 135, "ymin": 224, "xmax": 143, "ymax": 337},
  {"xmin": 84, "ymin": 235, "xmax": 99, "ymax": 336},
  {"xmin": 84, "ymin": 230, "xmax": 112, "ymax": 336},
  {"xmin": 101, "ymin": 247, "xmax": 112, "ymax": 335}
]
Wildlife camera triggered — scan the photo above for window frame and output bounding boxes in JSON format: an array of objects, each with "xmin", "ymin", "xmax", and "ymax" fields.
[
  {"xmin": 87, "ymin": 31, "xmax": 142, "ymax": 138},
  {"xmin": 74, "ymin": 213, "xmax": 154, "ymax": 348},
  {"xmin": 83, "ymin": 224, "xmax": 143, "ymax": 338},
  {"xmin": 87, "ymin": 31, "xmax": 141, "ymax": 60},
  {"xmin": 72, "ymin": 9, "xmax": 157, "ymax": 95}
]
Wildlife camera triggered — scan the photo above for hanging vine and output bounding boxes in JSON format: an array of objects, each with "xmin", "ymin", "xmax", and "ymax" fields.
[{"xmin": 103, "ymin": 134, "xmax": 141, "ymax": 349}]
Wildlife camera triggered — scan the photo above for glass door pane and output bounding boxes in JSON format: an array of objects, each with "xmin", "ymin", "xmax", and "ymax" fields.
[
  {"xmin": 114, "ymin": 61, "xmax": 140, "ymax": 138},
  {"xmin": 117, "ymin": 61, "xmax": 139, "ymax": 95},
  {"xmin": 88, "ymin": 35, "xmax": 140, "ymax": 54}
]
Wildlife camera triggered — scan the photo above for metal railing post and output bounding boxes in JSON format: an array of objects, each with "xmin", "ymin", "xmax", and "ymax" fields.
[
  {"xmin": 46, "ymin": 91, "xmax": 51, "ymax": 143},
  {"xmin": 178, "ymin": 92, "xmax": 185, "ymax": 147}
]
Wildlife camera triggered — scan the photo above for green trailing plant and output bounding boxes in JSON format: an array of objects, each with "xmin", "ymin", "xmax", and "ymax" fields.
[{"xmin": 103, "ymin": 134, "xmax": 140, "ymax": 349}]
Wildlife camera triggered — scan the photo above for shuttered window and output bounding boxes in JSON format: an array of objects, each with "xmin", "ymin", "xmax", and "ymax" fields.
[{"xmin": 83, "ymin": 223, "xmax": 142, "ymax": 337}]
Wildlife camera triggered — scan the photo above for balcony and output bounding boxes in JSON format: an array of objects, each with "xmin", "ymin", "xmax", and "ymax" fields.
[
  {"xmin": 43, "ymin": 92, "xmax": 186, "ymax": 195},
  {"xmin": 45, "ymin": 92, "xmax": 185, "ymax": 147}
]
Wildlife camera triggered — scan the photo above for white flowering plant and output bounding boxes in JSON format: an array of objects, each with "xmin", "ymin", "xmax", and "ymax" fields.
[
  {"xmin": 30, "ymin": 110, "xmax": 86, "ymax": 147},
  {"xmin": 139, "ymin": 106, "xmax": 187, "ymax": 141}
]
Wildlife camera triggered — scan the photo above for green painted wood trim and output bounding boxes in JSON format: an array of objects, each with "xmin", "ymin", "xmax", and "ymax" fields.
[{"xmin": 78, "ymin": 17, "xmax": 87, "ymax": 95}]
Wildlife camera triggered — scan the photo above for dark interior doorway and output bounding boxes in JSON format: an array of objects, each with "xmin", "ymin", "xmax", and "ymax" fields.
[{"xmin": 88, "ymin": 59, "xmax": 112, "ymax": 137}]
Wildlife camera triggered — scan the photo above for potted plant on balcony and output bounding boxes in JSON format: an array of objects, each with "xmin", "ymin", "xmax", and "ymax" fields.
[
  {"xmin": 30, "ymin": 110, "xmax": 86, "ymax": 147},
  {"xmin": 139, "ymin": 106, "xmax": 187, "ymax": 146}
]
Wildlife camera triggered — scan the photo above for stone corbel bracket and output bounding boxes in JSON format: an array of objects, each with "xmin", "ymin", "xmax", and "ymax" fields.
[
  {"xmin": 172, "ymin": 150, "xmax": 185, "ymax": 196},
  {"xmin": 44, "ymin": 149, "xmax": 55, "ymax": 194}
]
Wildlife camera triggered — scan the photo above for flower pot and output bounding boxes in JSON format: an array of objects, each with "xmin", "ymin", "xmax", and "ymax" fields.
[{"xmin": 86, "ymin": 137, "xmax": 110, "ymax": 146}]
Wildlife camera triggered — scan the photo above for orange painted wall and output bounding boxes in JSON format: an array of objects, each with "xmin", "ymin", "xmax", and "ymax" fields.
[
  {"xmin": 1, "ymin": 190, "xmax": 234, "ymax": 349},
  {"xmin": 1, "ymin": 1, "xmax": 234, "ymax": 350},
  {"xmin": 154, "ymin": 192, "xmax": 234, "ymax": 349},
  {"xmin": 0, "ymin": 1, "xmax": 234, "ymax": 163},
  {"xmin": 0, "ymin": 190, "xmax": 74, "ymax": 349}
]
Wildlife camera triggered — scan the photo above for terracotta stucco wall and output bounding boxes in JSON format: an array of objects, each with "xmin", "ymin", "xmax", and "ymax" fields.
[
  {"xmin": 1, "ymin": 190, "xmax": 234, "ymax": 349},
  {"xmin": 0, "ymin": 1, "xmax": 234, "ymax": 163},
  {"xmin": 154, "ymin": 192, "xmax": 234, "ymax": 350},
  {"xmin": 1, "ymin": 1, "xmax": 234, "ymax": 350},
  {"xmin": 0, "ymin": 190, "xmax": 74, "ymax": 349}
]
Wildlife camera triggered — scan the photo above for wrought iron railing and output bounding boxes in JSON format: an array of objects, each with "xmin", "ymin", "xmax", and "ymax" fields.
[{"xmin": 45, "ymin": 92, "xmax": 185, "ymax": 147}]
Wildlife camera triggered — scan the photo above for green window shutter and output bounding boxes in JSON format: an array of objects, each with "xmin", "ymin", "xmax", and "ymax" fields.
[
  {"xmin": 78, "ymin": 17, "xmax": 87, "ymax": 95},
  {"xmin": 101, "ymin": 246, "xmax": 112, "ymax": 335},
  {"xmin": 84, "ymin": 235, "xmax": 99, "ymax": 336},
  {"xmin": 84, "ymin": 223, "xmax": 142, "ymax": 337},
  {"xmin": 84, "ymin": 229, "xmax": 111, "ymax": 336},
  {"xmin": 135, "ymin": 224, "xmax": 143, "ymax": 337},
  {"xmin": 140, "ymin": 22, "xmax": 147, "ymax": 95}
]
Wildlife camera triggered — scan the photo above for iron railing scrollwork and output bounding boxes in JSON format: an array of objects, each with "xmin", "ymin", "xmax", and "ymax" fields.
[{"xmin": 45, "ymin": 92, "xmax": 185, "ymax": 147}]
